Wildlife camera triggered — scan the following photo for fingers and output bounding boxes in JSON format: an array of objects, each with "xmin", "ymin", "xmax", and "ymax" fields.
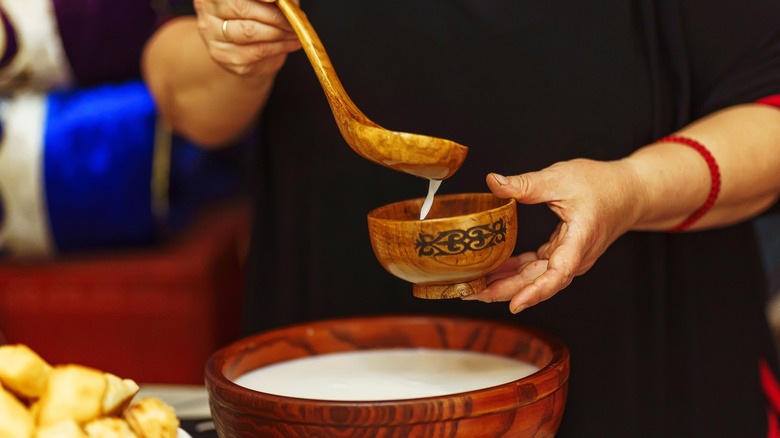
[
  {"xmin": 485, "ymin": 252, "xmax": 539, "ymax": 283},
  {"xmin": 465, "ymin": 257, "xmax": 548, "ymax": 303},
  {"xmin": 486, "ymin": 171, "xmax": 557, "ymax": 205},
  {"xmin": 465, "ymin": 217, "xmax": 584, "ymax": 313},
  {"xmin": 207, "ymin": 29, "xmax": 301, "ymax": 76},
  {"xmin": 198, "ymin": 0, "xmax": 291, "ymax": 27},
  {"xmin": 537, "ymin": 222, "xmax": 566, "ymax": 259},
  {"xmin": 194, "ymin": 0, "xmax": 302, "ymax": 76},
  {"xmin": 216, "ymin": 18, "xmax": 300, "ymax": 46},
  {"xmin": 207, "ymin": 6, "xmax": 298, "ymax": 46},
  {"xmin": 475, "ymin": 160, "xmax": 632, "ymax": 314},
  {"xmin": 209, "ymin": 42, "xmax": 300, "ymax": 76},
  {"xmin": 196, "ymin": 0, "xmax": 299, "ymax": 45},
  {"xmin": 502, "ymin": 226, "xmax": 579, "ymax": 310},
  {"xmin": 465, "ymin": 257, "xmax": 574, "ymax": 314},
  {"xmin": 486, "ymin": 173, "xmax": 523, "ymax": 201},
  {"xmin": 503, "ymin": 229, "xmax": 580, "ymax": 312},
  {"xmin": 467, "ymin": 256, "xmax": 574, "ymax": 314},
  {"xmin": 507, "ymin": 265, "xmax": 571, "ymax": 313}
]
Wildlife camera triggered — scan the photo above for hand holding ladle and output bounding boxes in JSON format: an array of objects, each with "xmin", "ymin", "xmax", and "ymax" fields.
[{"xmin": 273, "ymin": 0, "xmax": 468, "ymax": 180}]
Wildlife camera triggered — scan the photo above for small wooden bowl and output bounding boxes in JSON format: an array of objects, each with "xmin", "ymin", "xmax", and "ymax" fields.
[
  {"xmin": 205, "ymin": 315, "xmax": 569, "ymax": 438},
  {"xmin": 367, "ymin": 193, "xmax": 517, "ymax": 298}
]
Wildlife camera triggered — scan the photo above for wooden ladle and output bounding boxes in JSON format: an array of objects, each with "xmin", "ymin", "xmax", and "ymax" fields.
[{"xmin": 274, "ymin": 0, "xmax": 468, "ymax": 180}]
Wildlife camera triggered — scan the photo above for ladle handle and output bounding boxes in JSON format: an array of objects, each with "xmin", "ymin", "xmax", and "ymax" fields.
[{"xmin": 274, "ymin": 0, "xmax": 372, "ymax": 125}]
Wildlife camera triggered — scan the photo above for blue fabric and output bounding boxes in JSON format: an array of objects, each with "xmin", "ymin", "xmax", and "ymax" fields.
[
  {"xmin": 167, "ymin": 134, "xmax": 250, "ymax": 230},
  {"xmin": 41, "ymin": 80, "xmax": 248, "ymax": 253},
  {"xmin": 43, "ymin": 81, "xmax": 158, "ymax": 251}
]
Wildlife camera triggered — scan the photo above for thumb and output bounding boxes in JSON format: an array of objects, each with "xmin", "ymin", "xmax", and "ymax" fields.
[{"xmin": 486, "ymin": 172, "xmax": 549, "ymax": 204}]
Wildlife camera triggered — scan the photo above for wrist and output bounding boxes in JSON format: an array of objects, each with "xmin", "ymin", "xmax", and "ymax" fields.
[
  {"xmin": 621, "ymin": 139, "xmax": 715, "ymax": 231},
  {"xmin": 657, "ymin": 136, "xmax": 720, "ymax": 232}
]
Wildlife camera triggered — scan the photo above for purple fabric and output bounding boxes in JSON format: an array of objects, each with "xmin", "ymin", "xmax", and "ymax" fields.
[{"xmin": 51, "ymin": 0, "xmax": 158, "ymax": 86}]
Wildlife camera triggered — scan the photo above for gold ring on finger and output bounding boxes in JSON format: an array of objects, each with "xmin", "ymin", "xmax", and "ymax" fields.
[{"xmin": 222, "ymin": 19, "xmax": 230, "ymax": 42}]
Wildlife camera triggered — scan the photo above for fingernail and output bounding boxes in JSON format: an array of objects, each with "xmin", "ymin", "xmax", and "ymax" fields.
[
  {"xmin": 492, "ymin": 173, "xmax": 509, "ymax": 186},
  {"xmin": 461, "ymin": 293, "xmax": 478, "ymax": 301},
  {"xmin": 510, "ymin": 304, "xmax": 526, "ymax": 314}
]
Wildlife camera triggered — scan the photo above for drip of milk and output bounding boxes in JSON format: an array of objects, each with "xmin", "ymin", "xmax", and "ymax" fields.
[
  {"xmin": 419, "ymin": 179, "xmax": 442, "ymax": 220},
  {"xmin": 233, "ymin": 349, "xmax": 539, "ymax": 401}
]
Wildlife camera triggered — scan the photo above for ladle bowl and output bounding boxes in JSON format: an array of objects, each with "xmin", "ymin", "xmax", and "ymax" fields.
[
  {"xmin": 275, "ymin": 0, "xmax": 468, "ymax": 180},
  {"xmin": 367, "ymin": 193, "xmax": 517, "ymax": 299}
]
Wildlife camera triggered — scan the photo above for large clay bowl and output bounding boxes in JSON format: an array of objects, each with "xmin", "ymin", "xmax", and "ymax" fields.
[
  {"xmin": 206, "ymin": 315, "xmax": 569, "ymax": 438},
  {"xmin": 367, "ymin": 193, "xmax": 517, "ymax": 299}
]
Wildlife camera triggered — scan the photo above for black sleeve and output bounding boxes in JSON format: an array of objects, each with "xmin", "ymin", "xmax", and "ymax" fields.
[
  {"xmin": 678, "ymin": 0, "xmax": 780, "ymax": 116},
  {"xmin": 153, "ymin": 0, "xmax": 196, "ymax": 18}
]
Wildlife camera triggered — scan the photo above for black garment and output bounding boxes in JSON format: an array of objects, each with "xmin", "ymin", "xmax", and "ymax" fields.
[{"xmin": 245, "ymin": 0, "xmax": 780, "ymax": 436}]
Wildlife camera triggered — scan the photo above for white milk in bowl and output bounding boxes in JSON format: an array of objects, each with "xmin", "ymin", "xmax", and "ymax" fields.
[{"xmin": 233, "ymin": 348, "xmax": 539, "ymax": 401}]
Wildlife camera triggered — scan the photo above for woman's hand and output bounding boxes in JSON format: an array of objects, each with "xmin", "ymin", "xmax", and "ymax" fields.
[
  {"xmin": 193, "ymin": 0, "xmax": 302, "ymax": 77},
  {"xmin": 465, "ymin": 159, "xmax": 645, "ymax": 313},
  {"xmin": 143, "ymin": 0, "xmax": 303, "ymax": 144}
]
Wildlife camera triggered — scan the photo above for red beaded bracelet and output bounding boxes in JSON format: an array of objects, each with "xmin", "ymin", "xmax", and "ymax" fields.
[{"xmin": 657, "ymin": 135, "xmax": 721, "ymax": 232}]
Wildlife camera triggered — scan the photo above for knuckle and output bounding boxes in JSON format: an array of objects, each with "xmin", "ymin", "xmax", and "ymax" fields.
[
  {"xmin": 196, "ymin": 17, "xmax": 210, "ymax": 36},
  {"xmin": 229, "ymin": 0, "xmax": 253, "ymax": 17},
  {"xmin": 208, "ymin": 46, "xmax": 230, "ymax": 63},
  {"xmin": 556, "ymin": 268, "xmax": 575, "ymax": 288},
  {"xmin": 193, "ymin": 0, "xmax": 206, "ymax": 13},
  {"xmin": 481, "ymin": 294, "xmax": 497, "ymax": 304},
  {"xmin": 513, "ymin": 174, "xmax": 532, "ymax": 196},
  {"xmin": 207, "ymin": 48, "xmax": 225, "ymax": 64},
  {"xmin": 228, "ymin": 59, "xmax": 257, "ymax": 75},
  {"xmin": 249, "ymin": 43, "xmax": 275, "ymax": 60},
  {"xmin": 230, "ymin": 64, "xmax": 254, "ymax": 75},
  {"xmin": 209, "ymin": 48, "xmax": 251, "ymax": 75},
  {"xmin": 531, "ymin": 288, "xmax": 544, "ymax": 305},
  {"xmin": 237, "ymin": 21, "xmax": 259, "ymax": 40},
  {"xmin": 270, "ymin": 7, "xmax": 288, "ymax": 25},
  {"xmin": 536, "ymin": 244, "xmax": 549, "ymax": 259}
]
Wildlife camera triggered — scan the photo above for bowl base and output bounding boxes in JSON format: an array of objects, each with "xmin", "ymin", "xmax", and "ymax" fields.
[{"xmin": 413, "ymin": 277, "xmax": 487, "ymax": 299}]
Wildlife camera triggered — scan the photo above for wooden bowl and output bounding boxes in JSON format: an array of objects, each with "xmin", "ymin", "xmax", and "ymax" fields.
[
  {"xmin": 367, "ymin": 193, "xmax": 517, "ymax": 298},
  {"xmin": 206, "ymin": 315, "xmax": 569, "ymax": 438}
]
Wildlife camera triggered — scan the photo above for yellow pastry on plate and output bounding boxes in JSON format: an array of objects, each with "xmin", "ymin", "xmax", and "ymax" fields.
[
  {"xmin": 37, "ymin": 364, "xmax": 107, "ymax": 427},
  {"xmin": 0, "ymin": 382, "xmax": 35, "ymax": 438},
  {"xmin": 124, "ymin": 397, "xmax": 180, "ymax": 438},
  {"xmin": 0, "ymin": 344, "xmax": 53, "ymax": 399}
]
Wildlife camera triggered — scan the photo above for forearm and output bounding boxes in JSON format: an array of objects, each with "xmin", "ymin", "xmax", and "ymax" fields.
[
  {"xmin": 142, "ymin": 17, "xmax": 274, "ymax": 147},
  {"xmin": 625, "ymin": 104, "xmax": 780, "ymax": 231}
]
